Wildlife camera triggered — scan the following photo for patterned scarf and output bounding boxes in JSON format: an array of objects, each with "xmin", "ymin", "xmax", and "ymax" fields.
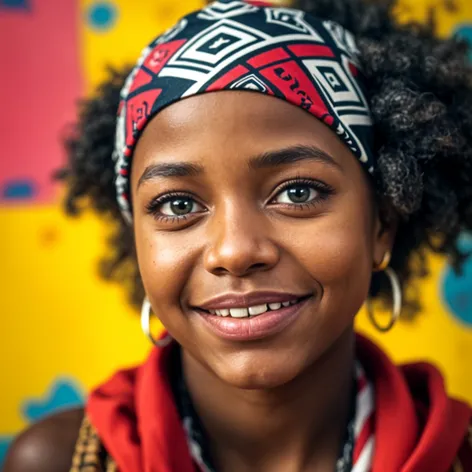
[{"xmin": 112, "ymin": 0, "xmax": 374, "ymax": 223}]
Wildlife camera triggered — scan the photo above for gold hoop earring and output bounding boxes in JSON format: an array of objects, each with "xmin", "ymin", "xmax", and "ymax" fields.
[
  {"xmin": 375, "ymin": 251, "xmax": 391, "ymax": 272},
  {"xmin": 366, "ymin": 266, "xmax": 402, "ymax": 333},
  {"xmin": 141, "ymin": 297, "xmax": 173, "ymax": 347}
]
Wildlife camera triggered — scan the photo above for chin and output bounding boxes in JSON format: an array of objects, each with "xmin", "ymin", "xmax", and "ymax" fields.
[{"xmin": 213, "ymin": 353, "xmax": 306, "ymax": 390}]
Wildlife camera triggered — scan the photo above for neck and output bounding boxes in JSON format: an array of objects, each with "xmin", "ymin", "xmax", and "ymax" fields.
[{"xmin": 182, "ymin": 328, "xmax": 355, "ymax": 472}]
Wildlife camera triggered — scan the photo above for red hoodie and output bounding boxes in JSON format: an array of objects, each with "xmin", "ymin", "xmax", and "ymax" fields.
[{"xmin": 87, "ymin": 335, "xmax": 472, "ymax": 471}]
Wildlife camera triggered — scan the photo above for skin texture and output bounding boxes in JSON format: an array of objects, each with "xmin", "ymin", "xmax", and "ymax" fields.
[
  {"xmin": 3, "ymin": 408, "xmax": 84, "ymax": 472},
  {"xmin": 129, "ymin": 91, "xmax": 395, "ymax": 471},
  {"xmin": 5, "ymin": 92, "xmax": 395, "ymax": 472}
]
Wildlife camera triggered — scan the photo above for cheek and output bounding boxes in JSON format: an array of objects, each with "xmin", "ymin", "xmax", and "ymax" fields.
[
  {"xmin": 134, "ymin": 226, "xmax": 198, "ymax": 313},
  {"xmin": 287, "ymin": 204, "xmax": 374, "ymax": 313},
  {"xmin": 317, "ymin": 230, "xmax": 373, "ymax": 315},
  {"xmin": 311, "ymin": 226, "xmax": 372, "ymax": 284}
]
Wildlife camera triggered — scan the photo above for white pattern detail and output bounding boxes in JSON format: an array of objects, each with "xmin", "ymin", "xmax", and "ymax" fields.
[
  {"xmin": 230, "ymin": 74, "xmax": 268, "ymax": 92},
  {"xmin": 114, "ymin": 110, "xmax": 126, "ymax": 165},
  {"xmin": 352, "ymin": 362, "xmax": 375, "ymax": 472},
  {"xmin": 265, "ymin": 7, "xmax": 324, "ymax": 39},
  {"xmin": 183, "ymin": 418, "xmax": 213, "ymax": 472},
  {"xmin": 159, "ymin": 67, "xmax": 207, "ymax": 83},
  {"xmin": 198, "ymin": 0, "xmax": 258, "ymax": 20},
  {"xmin": 352, "ymin": 437, "xmax": 375, "ymax": 472},
  {"xmin": 167, "ymin": 20, "xmax": 268, "ymax": 69},
  {"xmin": 301, "ymin": 56, "xmax": 371, "ymax": 164},
  {"xmin": 354, "ymin": 382, "xmax": 374, "ymax": 437},
  {"xmin": 209, "ymin": 37, "xmax": 231, "ymax": 49},
  {"xmin": 303, "ymin": 59, "xmax": 365, "ymax": 106}
]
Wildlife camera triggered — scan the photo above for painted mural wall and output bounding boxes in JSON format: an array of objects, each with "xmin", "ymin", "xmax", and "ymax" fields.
[{"xmin": 1, "ymin": 0, "xmax": 471, "ymax": 466}]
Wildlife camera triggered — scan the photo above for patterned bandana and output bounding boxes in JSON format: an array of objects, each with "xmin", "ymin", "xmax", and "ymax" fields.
[{"xmin": 114, "ymin": 0, "xmax": 374, "ymax": 223}]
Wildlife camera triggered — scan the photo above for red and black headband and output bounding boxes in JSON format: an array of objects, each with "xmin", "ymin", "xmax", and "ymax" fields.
[{"xmin": 114, "ymin": 0, "xmax": 374, "ymax": 223}]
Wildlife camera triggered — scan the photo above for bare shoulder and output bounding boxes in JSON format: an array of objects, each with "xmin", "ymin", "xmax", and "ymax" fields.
[{"xmin": 3, "ymin": 408, "xmax": 84, "ymax": 472}]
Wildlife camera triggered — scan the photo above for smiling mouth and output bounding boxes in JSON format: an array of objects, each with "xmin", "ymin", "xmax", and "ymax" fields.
[{"xmin": 197, "ymin": 295, "xmax": 312, "ymax": 319}]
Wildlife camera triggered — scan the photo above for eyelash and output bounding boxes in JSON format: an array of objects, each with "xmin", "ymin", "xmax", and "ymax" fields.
[
  {"xmin": 145, "ymin": 191, "xmax": 200, "ymax": 223},
  {"xmin": 145, "ymin": 178, "xmax": 334, "ymax": 222},
  {"xmin": 271, "ymin": 177, "xmax": 334, "ymax": 209}
]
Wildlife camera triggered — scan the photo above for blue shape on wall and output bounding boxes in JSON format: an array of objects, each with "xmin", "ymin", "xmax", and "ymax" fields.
[
  {"xmin": 442, "ymin": 234, "xmax": 472, "ymax": 327},
  {"xmin": 2, "ymin": 180, "xmax": 36, "ymax": 200},
  {"xmin": 22, "ymin": 378, "xmax": 85, "ymax": 422},
  {"xmin": 454, "ymin": 24, "xmax": 472, "ymax": 60},
  {"xmin": 87, "ymin": 1, "xmax": 118, "ymax": 31},
  {"xmin": 0, "ymin": 0, "xmax": 29, "ymax": 8}
]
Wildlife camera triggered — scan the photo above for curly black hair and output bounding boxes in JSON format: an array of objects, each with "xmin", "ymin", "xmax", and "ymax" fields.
[{"xmin": 57, "ymin": 0, "xmax": 472, "ymax": 316}]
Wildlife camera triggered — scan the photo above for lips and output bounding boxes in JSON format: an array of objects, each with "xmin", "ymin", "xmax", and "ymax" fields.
[
  {"xmin": 192, "ymin": 293, "xmax": 313, "ymax": 341},
  {"xmin": 195, "ymin": 291, "xmax": 311, "ymax": 311},
  {"xmin": 199, "ymin": 297, "xmax": 307, "ymax": 319}
]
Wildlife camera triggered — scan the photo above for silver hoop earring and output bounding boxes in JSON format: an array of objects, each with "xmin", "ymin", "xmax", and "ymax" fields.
[
  {"xmin": 141, "ymin": 297, "xmax": 172, "ymax": 347},
  {"xmin": 366, "ymin": 267, "xmax": 402, "ymax": 333}
]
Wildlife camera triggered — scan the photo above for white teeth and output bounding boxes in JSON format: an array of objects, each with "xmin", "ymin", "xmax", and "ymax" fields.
[
  {"xmin": 248, "ymin": 304, "xmax": 268, "ymax": 316},
  {"xmin": 229, "ymin": 308, "xmax": 249, "ymax": 318},
  {"xmin": 207, "ymin": 299, "xmax": 302, "ymax": 318}
]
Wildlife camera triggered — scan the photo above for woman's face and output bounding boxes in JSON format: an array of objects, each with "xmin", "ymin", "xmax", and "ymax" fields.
[{"xmin": 130, "ymin": 91, "xmax": 393, "ymax": 389}]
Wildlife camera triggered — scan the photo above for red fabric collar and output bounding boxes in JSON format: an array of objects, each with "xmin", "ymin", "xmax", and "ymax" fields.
[
  {"xmin": 356, "ymin": 336, "xmax": 471, "ymax": 472},
  {"xmin": 87, "ymin": 335, "xmax": 471, "ymax": 472}
]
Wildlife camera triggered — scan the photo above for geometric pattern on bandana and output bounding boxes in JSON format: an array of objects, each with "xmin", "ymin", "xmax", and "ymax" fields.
[{"xmin": 113, "ymin": 0, "xmax": 374, "ymax": 223}]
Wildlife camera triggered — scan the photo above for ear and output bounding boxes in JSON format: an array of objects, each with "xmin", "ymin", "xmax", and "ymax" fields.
[{"xmin": 372, "ymin": 201, "xmax": 398, "ymax": 269}]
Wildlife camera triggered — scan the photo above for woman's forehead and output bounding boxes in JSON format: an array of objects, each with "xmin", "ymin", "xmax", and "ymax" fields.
[{"xmin": 132, "ymin": 91, "xmax": 354, "ymax": 164}]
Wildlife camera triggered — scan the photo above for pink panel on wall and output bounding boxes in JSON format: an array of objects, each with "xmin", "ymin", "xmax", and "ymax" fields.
[{"xmin": 0, "ymin": 0, "xmax": 82, "ymax": 203}]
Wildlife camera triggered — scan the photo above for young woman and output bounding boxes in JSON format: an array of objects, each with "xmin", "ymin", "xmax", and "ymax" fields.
[{"xmin": 5, "ymin": 0, "xmax": 472, "ymax": 471}]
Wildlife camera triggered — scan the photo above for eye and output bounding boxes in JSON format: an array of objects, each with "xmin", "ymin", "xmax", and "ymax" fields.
[
  {"xmin": 146, "ymin": 193, "xmax": 206, "ymax": 220},
  {"xmin": 269, "ymin": 178, "xmax": 334, "ymax": 210},
  {"xmin": 274, "ymin": 184, "xmax": 319, "ymax": 205},
  {"xmin": 160, "ymin": 197, "xmax": 202, "ymax": 216}
]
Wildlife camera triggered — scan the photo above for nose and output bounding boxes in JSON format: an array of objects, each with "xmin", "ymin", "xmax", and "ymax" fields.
[{"xmin": 203, "ymin": 203, "xmax": 280, "ymax": 277}]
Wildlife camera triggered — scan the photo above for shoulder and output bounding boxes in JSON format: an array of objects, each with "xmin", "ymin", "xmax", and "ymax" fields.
[{"xmin": 3, "ymin": 408, "xmax": 84, "ymax": 472}]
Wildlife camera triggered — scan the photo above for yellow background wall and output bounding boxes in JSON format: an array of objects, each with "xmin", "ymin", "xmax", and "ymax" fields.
[{"xmin": 1, "ymin": 0, "xmax": 471, "ymax": 465}]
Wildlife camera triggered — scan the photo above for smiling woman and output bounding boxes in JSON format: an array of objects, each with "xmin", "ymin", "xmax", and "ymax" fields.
[
  {"xmin": 130, "ymin": 91, "xmax": 380, "ymax": 394},
  {"xmin": 4, "ymin": 0, "xmax": 472, "ymax": 471}
]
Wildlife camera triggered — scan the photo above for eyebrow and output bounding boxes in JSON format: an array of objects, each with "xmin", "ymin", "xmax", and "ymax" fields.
[
  {"xmin": 138, "ymin": 161, "xmax": 204, "ymax": 188},
  {"xmin": 137, "ymin": 144, "xmax": 341, "ymax": 188},
  {"xmin": 248, "ymin": 145, "xmax": 342, "ymax": 172}
]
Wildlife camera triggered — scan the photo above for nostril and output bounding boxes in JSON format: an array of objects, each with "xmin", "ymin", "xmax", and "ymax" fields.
[
  {"xmin": 212, "ymin": 266, "xmax": 231, "ymax": 276},
  {"xmin": 248, "ymin": 262, "xmax": 269, "ymax": 272},
  {"xmin": 252, "ymin": 263, "xmax": 267, "ymax": 269},
  {"xmin": 210, "ymin": 262, "xmax": 268, "ymax": 277}
]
